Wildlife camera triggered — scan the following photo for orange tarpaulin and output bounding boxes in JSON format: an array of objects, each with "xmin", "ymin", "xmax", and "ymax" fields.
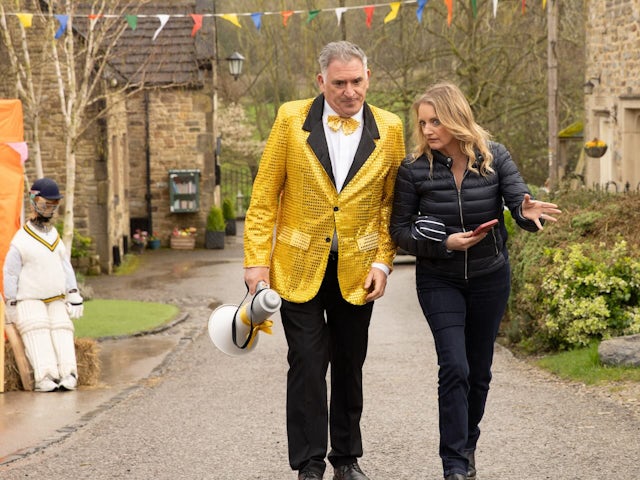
[{"xmin": 0, "ymin": 99, "xmax": 26, "ymax": 299}]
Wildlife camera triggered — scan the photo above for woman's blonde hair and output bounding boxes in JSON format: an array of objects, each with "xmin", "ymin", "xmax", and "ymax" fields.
[{"xmin": 411, "ymin": 82, "xmax": 494, "ymax": 176}]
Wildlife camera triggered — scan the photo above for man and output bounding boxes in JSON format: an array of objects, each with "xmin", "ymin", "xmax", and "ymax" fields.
[
  {"xmin": 244, "ymin": 41, "xmax": 405, "ymax": 480},
  {"xmin": 3, "ymin": 177, "xmax": 84, "ymax": 392}
]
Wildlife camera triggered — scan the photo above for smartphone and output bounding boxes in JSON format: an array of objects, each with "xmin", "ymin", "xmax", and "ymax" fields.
[{"xmin": 472, "ymin": 219, "xmax": 498, "ymax": 236}]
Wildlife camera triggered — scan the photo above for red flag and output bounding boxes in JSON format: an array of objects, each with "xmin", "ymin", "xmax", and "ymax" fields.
[
  {"xmin": 281, "ymin": 10, "xmax": 294, "ymax": 27},
  {"xmin": 365, "ymin": 6, "xmax": 375, "ymax": 28},
  {"xmin": 444, "ymin": 0, "xmax": 453, "ymax": 25},
  {"xmin": 190, "ymin": 14, "xmax": 203, "ymax": 37}
]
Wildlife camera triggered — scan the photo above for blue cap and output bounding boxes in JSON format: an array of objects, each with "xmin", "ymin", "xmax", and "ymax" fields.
[{"xmin": 30, "ymin": 177, "xmax": 63, "ymax": 200}]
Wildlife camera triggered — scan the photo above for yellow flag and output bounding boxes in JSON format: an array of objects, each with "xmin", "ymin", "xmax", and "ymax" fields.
[
  {"xmin": 17, "ymin": 13, "xmax": 33, "ymax": 28},
  {"xmin": 221, "ymin": 14, "xmax": 242, "ymax": 28},
  {"xmin": 542, "ymin": 0, "xmax": 547, "ymax": 9},
  {"xmin": 384, "ymin": 2, "xmax": 401, "ymax": 23}
]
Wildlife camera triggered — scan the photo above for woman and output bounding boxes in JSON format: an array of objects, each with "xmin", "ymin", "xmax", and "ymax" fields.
[{"xmin": 390, "ymin": 83, "xmax": 560, "ymax": 480}]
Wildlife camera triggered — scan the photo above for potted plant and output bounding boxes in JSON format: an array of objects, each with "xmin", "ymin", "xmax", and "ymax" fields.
[
  {"xmin": 131, "ymin": 229, "xmax": 148, "ymax": 254},
  {"xmin": 222, "ymin": 197, "xmax": 237, "ymax": 236},
  {"xmin": 205, "ymin": 205, "xmax": 225, "ymax": 249},
  {"xmin": 148, "ymin": 232, "xmax": 161, "ymax": 250},
  {"xmin": 584, "ymin": 138, "xmax": 608, "ymax": 158}
]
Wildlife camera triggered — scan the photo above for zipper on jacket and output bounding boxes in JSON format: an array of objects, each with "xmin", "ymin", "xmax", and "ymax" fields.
[{"xmin": 454, "ymin": 170, "xmax": 469, "ymax": 280}]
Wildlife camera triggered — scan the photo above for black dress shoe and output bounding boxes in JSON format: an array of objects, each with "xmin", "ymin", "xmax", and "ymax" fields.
[
  {"xmin": 333, "ymin": 462, "xmax": 370, "ymax": 480},
  {"xmin": 444, "ymin": 474, "xmax": 467, "ymax": 480},
  {"xmin": 298, "ymin": 471, "xmax": 323, "ymax": 480},
  {"xmin": 464, "ymin": 450, "xmax": 476, "ymax": 479}
]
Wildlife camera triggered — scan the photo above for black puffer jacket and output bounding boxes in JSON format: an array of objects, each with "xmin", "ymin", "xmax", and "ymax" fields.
[{"xmin": 390, "ymin": 141, "xmax": 539, "ymax": 279}]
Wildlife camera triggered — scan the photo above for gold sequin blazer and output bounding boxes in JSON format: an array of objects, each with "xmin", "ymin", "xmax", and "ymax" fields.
[{"xmin": 244, "ymin": 95, "xmax": 405, "ymax": 305}]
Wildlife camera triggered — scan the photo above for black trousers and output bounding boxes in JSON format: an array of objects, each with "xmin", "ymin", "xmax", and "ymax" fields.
[
  {"xmin": 416, "ymin": 263, "xmax": 511, "ymax": 477},
  {"xmin": 280, "ymin": 256, "xmax": 373, "ymax": 475}
]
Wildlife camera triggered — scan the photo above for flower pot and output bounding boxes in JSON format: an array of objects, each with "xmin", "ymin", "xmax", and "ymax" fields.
[
  {"xmin": 205, "ymin": 230, "xmax": 225, "ymax": 249},
  {"xmin": 131, "ymin": 243, "xmax": 145, "ymax": 255},
  {"xmin": 225, "ymin": 219, "xmax": 237, "ymax": 236},
  {"xmin": 170, "ymin": 236, "xmax": 196, "ymax": 250},
  {"xmin": 148, "ymin": 239, "xmax": 161, "ymax": 250},
  {"xmin": 584, "ymin": 145, "xmax": 607, "ymax": 158}
]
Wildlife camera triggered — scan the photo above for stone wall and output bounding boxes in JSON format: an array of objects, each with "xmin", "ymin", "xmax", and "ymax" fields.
[{"xmin": 584, "ymin": 0, "xmax": 640, "ymax": 190}]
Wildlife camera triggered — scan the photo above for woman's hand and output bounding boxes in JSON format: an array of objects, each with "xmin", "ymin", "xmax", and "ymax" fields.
[
  {"xmin": 521, "ymin": 194, "xmax": 561, "ymax": 230},
  {"xmin": 445, "ymin": 231, "xmax": 486, "ymax": 252}
]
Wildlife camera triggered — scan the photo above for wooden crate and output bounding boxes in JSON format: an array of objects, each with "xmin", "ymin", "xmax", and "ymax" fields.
[{"xmin": 170, "ymin": 236, "xmax": 196, "ymax": 250}]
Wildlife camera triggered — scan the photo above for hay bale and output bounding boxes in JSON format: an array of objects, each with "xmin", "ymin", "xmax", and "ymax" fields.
[{"xmin": 3, "ymin": 337, "xmax": 101, "ymax": 391}]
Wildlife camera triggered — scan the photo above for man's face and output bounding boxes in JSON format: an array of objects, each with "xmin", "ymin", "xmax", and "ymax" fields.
[
  {"xmin": 33, "ymin": 196, "xmax": 60, "ymax": 218},
  {"xmin": 317, "ymin": 58, "xmax": 370, "ymax": 118}
]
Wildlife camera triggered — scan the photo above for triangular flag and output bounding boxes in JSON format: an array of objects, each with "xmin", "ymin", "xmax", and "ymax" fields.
[
  {"xmin": 384, "ymin": 2, "xmax": 401, "ymax": 23},
  {"xmin": 444, "ymin": 0, "xmax": 453, "ymax": 25},
  {"xmin": 522, "ymin": 0, "xmax": 526, "ymax": 14},
  {"xmin": 307, "ymin": 10, "xmax": 320, "ymax": 24},
  {"xmin": 251, "ymin": 13, "xmax": 262, "ymax": 30},
  {"xmin": 336, "ymin": 8, "xmax": 347, "ymax": 25},
  {"xmin": 88, "ymin": 14, "xmax": 102, "ymax": 21},
  {"xmin": 190, "ymin": 14, "xmax": 203, "ymax": 37},
  {"xmin": 221, "ymin": 14, "xmax": 242, "ymax": 28},
  {"xmin": 152, "ymin": 14, "xmax": 169, "ymax": 41},
  {"xmin": 16, "ymin": 13, "xmax": 33, "ymax": 28},
  {"xmin": 416, "ymin": 0, "xmax": 428, "ymax": 23},
  {"xmin": 365, "ymin": 6, "xmax": 375, "ymax": 28},
  {"xmin": 493, "ymin": 0, "xmax": 498, "ymax": 17},
  {"xmin": 281, "ymin": 10, "xmax": 294, "ymax": 27},
  {"xmin": 126, "ymin": 15, "xmax": 138, "ymax": 30},
  {"xmin": 54, "ymin": 15, "xmax": 68, "ymax": 39},
  {"xmin": 542, "ymin": 0, "xmax": 547, "ymax": 9},
  {"xmin": 471, "ymin": 0, "xmax": 477, "ymax": 17}
]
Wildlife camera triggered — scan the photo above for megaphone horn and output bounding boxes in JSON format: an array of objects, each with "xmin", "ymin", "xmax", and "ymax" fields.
[{"xmin": 208, "ymin": 283, "xmax": 282, "ymax": 356}]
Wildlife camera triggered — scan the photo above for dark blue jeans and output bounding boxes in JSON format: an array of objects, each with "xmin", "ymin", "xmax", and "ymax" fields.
[{"xmin": 416, "ymin": 264, "xmax": 511, "ymax": 477}]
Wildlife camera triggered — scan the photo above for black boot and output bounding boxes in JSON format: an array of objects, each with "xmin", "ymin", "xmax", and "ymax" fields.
[
  {"xmin": 444, "ymin": 474, "xmax": 466, "ymax": 480},
  {"xmin": 464, "ymin": 450, "xmax": 476, "ymax": 479}
]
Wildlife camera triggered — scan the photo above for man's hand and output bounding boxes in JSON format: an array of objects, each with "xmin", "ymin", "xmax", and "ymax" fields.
[
  {"xmin": 244, "ymin": 267, "xmax": 270, "ymax": 295},
  {"xmin": 66, "ymin": 289, "xmax": 84, "ymax": 319},
  {"xmin": 364, "ymin": 267, "xmax": 388, "ymax": 302}
]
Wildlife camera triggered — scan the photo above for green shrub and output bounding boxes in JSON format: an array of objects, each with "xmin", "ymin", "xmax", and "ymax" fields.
[
  {"xmin": 516, "ymin": 240, "xmax": 640, "ymax": 350},
  {"xmin": 55, "ymin": 223, "xmax": 93, "ymax": 258},
  {"xmin": 206, "ymin": 205, "xmax": 225, "ymax": 232},
  {"xmin": 222, "ymin": 197, "xmax": 236, "ymax": 220}
]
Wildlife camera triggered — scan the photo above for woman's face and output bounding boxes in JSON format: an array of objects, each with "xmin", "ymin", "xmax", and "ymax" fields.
[{"xmin": 417, "ymin": 103, "xmax": 456, "ymax": 153}]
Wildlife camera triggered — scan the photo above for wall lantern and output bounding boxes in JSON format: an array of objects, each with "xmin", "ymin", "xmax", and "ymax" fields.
[
  {"xmin": 226, "ymin": 52, "xmax": 245, "ymax": 81},
  {"xmin": 584, "ymin": 74, "xmax": 601, "ymax": 95}
]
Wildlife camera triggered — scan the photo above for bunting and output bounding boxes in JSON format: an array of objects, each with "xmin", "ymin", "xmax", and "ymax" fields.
[
  {"xmin": 1, "ymin": 1, "xmax": 550, "ymax": 41},
  {"xmin": 190, "ymin": 13, "xmax": 203, "ymax": 37},
  {"xmin": 384, "ymin": 2, "xmax": 401, "ymax": 23}
]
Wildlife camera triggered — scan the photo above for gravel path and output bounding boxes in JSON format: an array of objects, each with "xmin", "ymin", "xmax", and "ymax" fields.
[{"xmin": 1, "ymin": 234, "xmax": 638, "ymax": 479}]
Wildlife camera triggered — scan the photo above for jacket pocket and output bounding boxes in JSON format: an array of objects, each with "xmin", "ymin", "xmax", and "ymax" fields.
[
  {"xmin": 277, "ymin": 226, "xmax": 311, "ymax": 250},
  {"xmin": 357, "ymin": 232, "xmax": 379, "ymax": 252}
]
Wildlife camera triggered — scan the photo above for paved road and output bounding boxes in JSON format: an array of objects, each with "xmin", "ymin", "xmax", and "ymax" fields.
[{"xmin": 1, "ymin": 227, "xmax": 639, "ymax": 479}]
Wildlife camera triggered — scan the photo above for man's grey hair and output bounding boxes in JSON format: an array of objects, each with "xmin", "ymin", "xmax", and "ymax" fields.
[{"xmin": 318, "ymin": 41, "xmax": 368, "ymax": 78}]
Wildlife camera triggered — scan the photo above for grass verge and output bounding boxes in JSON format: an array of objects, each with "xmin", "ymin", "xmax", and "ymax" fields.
[
  {"xmin": 74, "ymin": 299, "xmax": 179, "ymax": 339},
  {"xmin": 536, "ymin": 342, "xmax": 640, "ymax": 385}
]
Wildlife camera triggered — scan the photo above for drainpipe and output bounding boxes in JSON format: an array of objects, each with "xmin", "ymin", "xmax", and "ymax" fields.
[{"xmin": 144, "ymin": 90, "xmax": 153, "ymax": 233}]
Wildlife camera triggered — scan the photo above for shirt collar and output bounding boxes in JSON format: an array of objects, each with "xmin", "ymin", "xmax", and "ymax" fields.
[{"xmin": 323, "ymin": 101, "xmax": 364, "ymax": 124}]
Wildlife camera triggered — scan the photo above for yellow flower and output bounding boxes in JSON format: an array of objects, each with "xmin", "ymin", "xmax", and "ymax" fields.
[{"xmin": 585, "ymin": 138, "xmax": 606, "ymax": 148}]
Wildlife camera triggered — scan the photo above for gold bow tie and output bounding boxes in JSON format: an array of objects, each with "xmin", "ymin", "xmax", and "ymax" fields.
[{"xmin": 327, "ymin": 115, "xmax": 360, "ymax": 136}]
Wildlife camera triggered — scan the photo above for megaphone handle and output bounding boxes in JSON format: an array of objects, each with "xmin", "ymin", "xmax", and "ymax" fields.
[{"xmin": 232, "ymin": 285, "xmax": 253, "ymax": 350}]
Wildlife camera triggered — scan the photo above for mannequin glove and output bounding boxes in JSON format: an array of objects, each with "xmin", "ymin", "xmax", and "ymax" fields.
[
  {"xmin": 66, "ymin": 289, "xmax": 84, "ymax": 319},
  {"xmin": 411, "ymin": 215, "xmax": 447, "ymax": 242},
  {"xmin": 4, "ymin": 299, "xmax": 18, "ymax": 324}
]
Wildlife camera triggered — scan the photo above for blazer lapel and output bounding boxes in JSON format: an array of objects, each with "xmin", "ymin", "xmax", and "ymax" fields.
[
  {"xmin": 343, "ymin": 102, "xmax": 379, "ymax": 188},
  {"xmin": 303, "ymin": 95, "xmax": 335, "ymax": 186}
]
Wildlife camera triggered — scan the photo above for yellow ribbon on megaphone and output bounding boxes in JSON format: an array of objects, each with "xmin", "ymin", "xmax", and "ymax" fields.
[{"xmin": 238, "ymin": 306, "xmax": 273, "ymax": 348}]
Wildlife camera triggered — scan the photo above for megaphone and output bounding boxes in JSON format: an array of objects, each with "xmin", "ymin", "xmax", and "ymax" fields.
[{"xmin": 208, "ymin": 282, "xmax": 282, "ymax": 356}]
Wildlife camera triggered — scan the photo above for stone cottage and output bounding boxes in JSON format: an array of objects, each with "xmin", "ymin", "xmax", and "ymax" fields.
[
  {"xmin": 583, "ymin": 0, "xmax": 640, "ymax": 191},
  {"xmin": 0, "ymin": 1, "xmax": 224, "ymax": 273}
]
